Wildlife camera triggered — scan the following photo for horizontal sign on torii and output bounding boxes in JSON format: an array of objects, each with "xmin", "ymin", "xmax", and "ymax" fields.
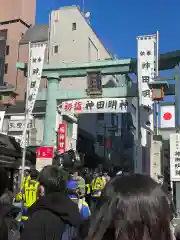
[{"xmin": 57, "ymin": 98, "xmax": 130, "ymax": 114}]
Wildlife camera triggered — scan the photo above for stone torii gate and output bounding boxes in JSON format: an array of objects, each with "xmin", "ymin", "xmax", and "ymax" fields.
[{"xmin": 16, "ymin": 53, "xmax": 177, "ymax": 172}]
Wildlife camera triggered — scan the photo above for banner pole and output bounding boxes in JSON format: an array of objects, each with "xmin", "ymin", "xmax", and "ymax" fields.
[
  {"xmin": 20, "ymin": 42, "xmax": 31, "ymax": 185},
  {"xmin": 155, "ymin": 31, "xmax": 159, "ymax": 135}
]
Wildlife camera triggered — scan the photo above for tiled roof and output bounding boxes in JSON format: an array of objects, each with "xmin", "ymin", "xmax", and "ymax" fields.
[{"xmin": 20, "ymin": 24, "xmax": 49, "ymax": 44}]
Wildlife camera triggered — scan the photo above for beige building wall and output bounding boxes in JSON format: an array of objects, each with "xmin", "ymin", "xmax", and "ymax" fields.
[
  {"xmin": 49, "ymin": 6, "xmax": 111, "ymax": 92},
  {"xmin": 48, "ymin": 6, "xmax": 113, "ymax": 155}
]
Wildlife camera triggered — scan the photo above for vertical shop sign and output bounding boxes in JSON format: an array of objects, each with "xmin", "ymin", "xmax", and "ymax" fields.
[{"xmin": 58, "ymin": 124, "xmax": 67, "ymax": 154}]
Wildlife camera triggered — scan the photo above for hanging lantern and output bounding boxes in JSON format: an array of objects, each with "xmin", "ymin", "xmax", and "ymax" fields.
[{"xmin": 152, "ymin": 87, "xmax": 164, "ymax": 100}]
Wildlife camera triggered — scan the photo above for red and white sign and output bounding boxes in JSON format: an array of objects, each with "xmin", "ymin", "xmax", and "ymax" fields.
[
  {"xmin": 36, "ymin": 146, "xmax": 54, "ymax": 159},
  {"xmin": 36, "ymin": 146, "xmax": 54, "ymax": 171},
  {"xmin": 58, "ymin": 98, "xmax": 129, "ymax": 114},
  {"xmin": 58, "ymin": 124, "xmax": 67, "ymax": 154},
  {"xmin": 160, "ymin": 105, "xmax": 175, "ymax": 128}
]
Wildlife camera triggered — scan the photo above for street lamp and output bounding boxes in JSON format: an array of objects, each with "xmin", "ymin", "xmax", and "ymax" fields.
[{"xmin": 148, "ymin": 80, "xmax": 169, "ymax": 135}]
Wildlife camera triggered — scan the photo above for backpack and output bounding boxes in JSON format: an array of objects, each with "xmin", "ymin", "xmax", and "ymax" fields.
[
  {"xmin": 60, "ymin": 200, "xmax": 82, "ymax": 240},
  {"xmin": 5, "ymin": 217, "xmax": 20, "ymax": 240},
  {"xmin": 0, "ymin": 206, "xmax": 20, "ymax": 240},
  {"xmin": 61, "ymin": 224, "xmax": 77, "ymax": 240}
]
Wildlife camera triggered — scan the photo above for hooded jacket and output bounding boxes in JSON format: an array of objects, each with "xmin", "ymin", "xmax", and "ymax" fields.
[
  {"xmin": 0, "ymin": 194, "xmax": 19, "ymax": 240},
  {"xmin": 20, "ymin": 192, "xmax": 82, "ymax": 240}
]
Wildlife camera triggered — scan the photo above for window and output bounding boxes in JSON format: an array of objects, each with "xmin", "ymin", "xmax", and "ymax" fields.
[
  {"xmin": 4, "ymin": 63, "xmax": 8, "ymax": 74},
  {"xmin": 6, "ymin": 45, "xmax": 9, "ymax": 55},
  {"xmin": 72, "ymin": 22, "xmax": 76, "ymax": 31},
  {"xmin": 54, "ymin": 45, "xmax": 58, "ymax": 54}
]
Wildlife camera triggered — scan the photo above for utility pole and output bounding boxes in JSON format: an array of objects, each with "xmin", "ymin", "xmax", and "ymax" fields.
[{"xmin": 175, "ymin": 65, "xmax": 180, "ymax": 216}]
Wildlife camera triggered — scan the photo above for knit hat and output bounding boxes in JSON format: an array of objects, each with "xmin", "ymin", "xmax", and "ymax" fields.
[{"xmin": 66, "ymin": 180, "xmax": 78, "ymax": 190}]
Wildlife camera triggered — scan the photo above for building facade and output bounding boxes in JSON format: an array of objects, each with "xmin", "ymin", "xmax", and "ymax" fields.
[
  {"xmin": 48, "ymin": 6, "xmax": 122, "ymax": 159},
  {"xmin": 0, "ymin": 0, "xmax": 36, "ymax": 99},
  {"xmin": 1, "ymin": 6, "xmax": 134, "ymax": 167},
  {"xmin": 18, "ymin": 6, "xmax": 125, "ymax": 160}
]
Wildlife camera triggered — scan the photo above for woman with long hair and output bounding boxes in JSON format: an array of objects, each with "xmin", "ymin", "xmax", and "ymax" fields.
[{"xmin": 85, "ymin": 174, "xmax": 174, "ymax": 240}]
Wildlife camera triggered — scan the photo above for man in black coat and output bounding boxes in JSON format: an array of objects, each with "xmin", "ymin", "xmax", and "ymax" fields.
[
  {"xmin": 20, "ymin": 166, "xmax": 82, "ymax": 240},
  {"xmin": 0, "ymin": 167, "xmax": 18, "ymax": 240}
]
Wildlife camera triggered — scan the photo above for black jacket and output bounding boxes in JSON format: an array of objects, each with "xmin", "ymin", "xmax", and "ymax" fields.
[
  {"xmin": 20, "ymin": 192, "xmax": 82, "ymax": 240},
  {"xmin": 0, "ymin": 203, "xmax": 19, "ymax": 240}
]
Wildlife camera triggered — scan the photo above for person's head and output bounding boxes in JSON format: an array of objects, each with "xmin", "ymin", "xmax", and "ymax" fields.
[
  {"xmin": 86, "ymin": 174, "xmax": 173, "ymax": 240},
  {"xmin": 38, "ymin": 166, "xmax": 68, "ymax": 196},
  {"xmin": 0, "ymin": 168, "xmax": 8, "ymax": 196},
  {"xmin": 93, "ymin": 170, "xmax": 99, "ymax": 178},
  {"xmin": 24, "ymin": 169, "xmax": 30, "ymax": 177},
  {"xmin": 30, "ymin": 169, "xmax": 39, "ymax": 180},
  {"xmin": 71, "ymin": 169, "xmax": 79, "ymax": 179}
]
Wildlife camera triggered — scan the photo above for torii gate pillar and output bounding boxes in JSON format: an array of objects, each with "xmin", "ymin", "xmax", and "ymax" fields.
[{"xmin": 43, "ymin": 73, "xmax": 59, "ymax": 146}]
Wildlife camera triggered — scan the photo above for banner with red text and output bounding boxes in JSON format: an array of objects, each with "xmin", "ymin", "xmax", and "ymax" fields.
[{"xmin": 57, "ymin": 124, "xmax": 67, "ymax": 154}]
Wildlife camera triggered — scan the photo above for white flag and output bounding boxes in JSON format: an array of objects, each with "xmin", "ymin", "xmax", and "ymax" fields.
[
  {"xmin": 160, "ymin": 105, "xmax": 175, "ymax": 128},
  {"xmin": 27, "ymin": 43, "xmax": 46, "ymax": 115},
  {"xmin": 21, "ymin": 43, "xmax": 46, "ymax": 148}
]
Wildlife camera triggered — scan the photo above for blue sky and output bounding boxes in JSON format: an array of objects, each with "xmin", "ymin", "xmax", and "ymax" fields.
[{"xmin": 36, "ymin": 0, "xmax": 180, "ymax": 58}]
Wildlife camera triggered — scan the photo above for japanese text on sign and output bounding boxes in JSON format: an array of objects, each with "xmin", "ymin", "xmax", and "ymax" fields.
[
  {"xmin": 8, "ymin": 120, "xmax": 33, "ymax": 132},
  {"xmin": 36, "ymin": 146, "xmax": 54, "ymax": 159},
  {"xmin": 58, "ymin": 124, "xmax": 66, "ymax": 154},
  {"xmin": 58, "ymin": 98, "xmax": 129, "ymax": 114},
  {"xmin": 27, "ymin": 43, "xmax": 46, "ymax": 115},
  {"xmin": 137, "ymin": 35, "xmax": 156, "ymax": 108},
  {"xmin": 170, "ymin": 133, "xmax": 180, "ymax": 181},
  {"xmin": 87, "ymin": 72, "xmax": 102, "ymax": 96},
  {"xmin": 21, "ymin": 43, "xmax": 46, "ymax": 148}
]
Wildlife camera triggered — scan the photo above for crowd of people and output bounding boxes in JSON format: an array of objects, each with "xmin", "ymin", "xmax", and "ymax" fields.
[{"xmin": 0, "ymin": 165, "xmax": 178, "ymax": 240}]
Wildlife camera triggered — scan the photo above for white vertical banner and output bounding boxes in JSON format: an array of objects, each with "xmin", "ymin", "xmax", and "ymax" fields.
[
  {"xmin": 170, "ymin": 133, "xmax": 180, "ymax": 181},
  {"xmin": 27, "ymin": 43, "xmax": 46, "ymax": 114},
  {"xmin": 137, "ymin": 35, "xmax": 156, "ymax": 125},
  {"xmin": 0, "ymin": 111, "xmax": 5, "ymax": 132},
  {"xmin": 21, "ymin": 43, "xmax": 46, "ymax": 147},
  {"xmin": 137, "ymin": 34, "xmax": 156, "ymax": 173},
  {"xmin": 160, "ymin": 105, "xmax": 175, "ymax": 128}
]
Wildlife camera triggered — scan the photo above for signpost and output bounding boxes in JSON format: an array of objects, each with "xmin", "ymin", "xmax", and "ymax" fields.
[{"xmin": 170, "ymin": 133, "xmax": 180, "ymax": 182}]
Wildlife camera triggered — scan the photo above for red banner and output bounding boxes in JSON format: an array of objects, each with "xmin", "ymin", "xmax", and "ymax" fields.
[
  {"xmin": 36, "ymin": 146, "xmax": 54, "ymax": 159},
  {"xmin": 104, "ymin": 139, "xmax": 112, "ymax": 148},
  {"xmin": 57, "ymin": 123, "xmax": 67, "ymax": 154}
]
